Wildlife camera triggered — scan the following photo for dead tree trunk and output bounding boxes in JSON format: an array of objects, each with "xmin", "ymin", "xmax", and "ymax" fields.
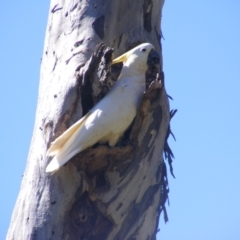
[{"xmin": 7, "ymin": 0, "xmax": 170, "ymax": 239}]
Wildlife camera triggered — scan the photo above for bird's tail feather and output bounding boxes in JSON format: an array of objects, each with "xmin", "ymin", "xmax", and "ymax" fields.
[
  {"xmin": 46, "ymin": 112, "xmax": 90, "ymax": 156},
  {"xmin": 46, "ymin": 146, "xmax": 83, "ymax": 173},
  {"xmin": 45, "ymin": 156, "xmax": 61, "ymax": 172}
]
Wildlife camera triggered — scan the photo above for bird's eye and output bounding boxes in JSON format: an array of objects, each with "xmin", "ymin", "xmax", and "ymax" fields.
[{"xmin": 141, "ymin": 48, "xmax": 146, "ymax": 52}]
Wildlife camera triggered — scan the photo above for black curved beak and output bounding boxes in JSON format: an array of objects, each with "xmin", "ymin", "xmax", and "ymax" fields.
[{"xmin": 147, "ymin": 49, "xmax": 160, "ymax": 66}]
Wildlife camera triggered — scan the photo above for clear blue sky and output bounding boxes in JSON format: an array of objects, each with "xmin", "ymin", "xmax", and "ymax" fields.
[{"xmin": 1, "ymin": 1, "xmax": 240, "ymax": 239}]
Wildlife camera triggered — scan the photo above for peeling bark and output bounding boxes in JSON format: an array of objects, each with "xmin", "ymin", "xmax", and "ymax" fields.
[{"xmin": 7, "ymin": 0, "xmax": 169, "ymax": 239}]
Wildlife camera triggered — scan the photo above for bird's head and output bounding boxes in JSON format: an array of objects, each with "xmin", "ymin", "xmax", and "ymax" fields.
[{"xmin": 112, "ymin": 43, "xmax": 160, "ymax": 75}]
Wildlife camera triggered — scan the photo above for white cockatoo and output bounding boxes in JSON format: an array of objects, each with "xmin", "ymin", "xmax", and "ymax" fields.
[{"xmin": 46, "ymin": 43, "xmax": 159, "ymax": 172}]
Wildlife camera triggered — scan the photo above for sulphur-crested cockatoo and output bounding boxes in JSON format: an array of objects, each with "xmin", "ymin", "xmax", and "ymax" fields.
[{"xmin": 46, "ymin": 43, "xmax": 159, "ymax": 172}]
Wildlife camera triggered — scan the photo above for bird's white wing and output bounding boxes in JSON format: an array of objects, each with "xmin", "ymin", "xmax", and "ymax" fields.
[{"xmin": 46, "ymin": 82, "xmax": 137, "ymax": 173}]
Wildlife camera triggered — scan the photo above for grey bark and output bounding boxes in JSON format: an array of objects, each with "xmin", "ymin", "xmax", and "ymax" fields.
[{"xmin": 7, "ymin": 0, "xmax": 169, "ymax": 239}]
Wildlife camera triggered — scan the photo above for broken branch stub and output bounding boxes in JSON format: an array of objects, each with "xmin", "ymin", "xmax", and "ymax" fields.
[{"xmin": 76, "ymin": 43, "xmax": 114, "ymax": 115}]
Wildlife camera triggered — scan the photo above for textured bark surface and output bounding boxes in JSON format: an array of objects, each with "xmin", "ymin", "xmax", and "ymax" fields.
[{"xmin": 7, "ymin": 0, "xmax": 168, "ymax": 239}]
